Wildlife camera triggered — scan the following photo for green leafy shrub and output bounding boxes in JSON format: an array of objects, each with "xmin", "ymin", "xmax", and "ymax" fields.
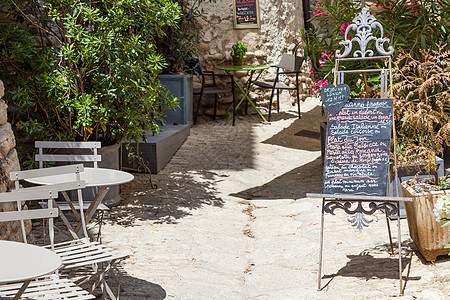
[
  {"xmin": 0, "ymin": 0, "xmax": 183, "ymax": 147},
  {"xmin": 155, "ymin": 0, "xmax": 216, "ymax": 74}
]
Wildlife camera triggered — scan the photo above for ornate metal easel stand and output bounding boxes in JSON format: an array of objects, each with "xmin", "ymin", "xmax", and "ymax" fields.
[
  {"xmin": 306, "ymin": 194, "xmax": 412, "ymax": 295},
  {"xmin": 308, "ymin": 5, "xmax": 414, "ymax": 296}
]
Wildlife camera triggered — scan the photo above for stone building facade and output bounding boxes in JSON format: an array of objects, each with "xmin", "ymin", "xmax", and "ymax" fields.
[
  {"xmin": 0, "ymin": 80, "xmax": 26, "ymax": 241},
  {"xmin": 195, "ymin": 0, "xmax": 311, "ymax": 118}
]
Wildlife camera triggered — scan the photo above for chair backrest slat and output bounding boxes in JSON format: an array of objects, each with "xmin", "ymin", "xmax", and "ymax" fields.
[
  {"xmin": 278, "ymin": 54, "xmax": 304, "ymax": 72},
  {"xmin": 35, "ymin": 141, "xmax": 101, "ymax": 149},
  {"xmin": 12, "ymin": 181, "xmax": 86, "ymax": 193},
  {"xmin": 35, "ymin": 141, "xmax": 101, "ymax": 168},
  {"xmin": 35, "ymin": 154, "xmax": 100, "ymax": 163},
  {"xmin": 10, "ymin": 164, "xmax": 84, "ymax": 181},
  {"xmin": 0, "ymin": 188, "xmax": 58, "ymax": 243},
  {"xmin": 0, "ymin": 208, "xmax": 59, "ymax": 222},
  {"xmin": 0, "ymin": 189, "xmax": 56, "ymax": 202}
]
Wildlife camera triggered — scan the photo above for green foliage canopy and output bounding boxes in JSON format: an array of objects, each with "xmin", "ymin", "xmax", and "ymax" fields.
[{"xmin": 0, "ymin": 0, "xmax": 183, "ymax": 145}]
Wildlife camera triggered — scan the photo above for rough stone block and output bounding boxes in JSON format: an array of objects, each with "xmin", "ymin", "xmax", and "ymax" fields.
[
  {"xmin": 0, "ymin": 80, "xmax": 4, "ymax": 98},
  {"xmin": 0, "ymin": 100, "xmax": 7, "ymax": 125},
  {"xmin": 2, "ymin": 149, "xmax": 20, "ymax": 188},
  {"xmin": 0, "ymin": 123, "xmax": 16, "ymax": 157}
]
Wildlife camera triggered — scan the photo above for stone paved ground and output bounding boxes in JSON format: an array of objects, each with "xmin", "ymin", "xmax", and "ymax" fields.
[{"xmin": 100, "ymin": 98, "xmax": 450, "ymax": 300}]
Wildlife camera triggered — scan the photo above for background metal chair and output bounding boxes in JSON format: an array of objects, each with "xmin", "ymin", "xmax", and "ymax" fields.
[
  {"xmin": 35, "ymin": 141, "xmax": 108, "ymax": 240},
  {"xmin": 193, "ymin": 63, "xmax": 236, "ymax": 125},
  {"xmin": 0, "ymin": 187, "xmax": 95, "ymax": 299},
  {"xmin": 255, "ymin": 54, "xmax": 305, "ymax": 121}
]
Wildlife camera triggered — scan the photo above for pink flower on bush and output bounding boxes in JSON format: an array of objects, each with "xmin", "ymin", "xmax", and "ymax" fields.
[
  {"xmin": 313, "ymin": 9, "xmax": 326, "ymax": 17},
  {"xmin": 311, "ymin": 79, "xmax": 329, "ymax": 94},
  {"xmin": 318, "ymin": 51, "xmax": 334, "ymax": 68},
  {"xmin": 321, "ymin": 51, "xmax": 333, "ymax": 59},
  {"xmin": 340, "ymin": 22, "xmax": 352, "ymax": 35},
  {"xmin": 309, "ymin": 67, "xmax": 315, "ymax": 78},
  {"xmin": 318, "ymin": 79, "xmax": 329, "ymax": 88}
]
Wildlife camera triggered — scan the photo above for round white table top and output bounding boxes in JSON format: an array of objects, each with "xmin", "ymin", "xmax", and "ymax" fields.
[
  {"xmin": 25, "ymin": 167, "xmax": 134, "ymax": 187},
  {"xmin": 0, "ymin": 240, "xmax": 62, "ymax": 283}
]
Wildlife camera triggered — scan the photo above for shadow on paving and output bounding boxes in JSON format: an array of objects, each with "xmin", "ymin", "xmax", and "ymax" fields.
[
  {"xmin": 107, "ymin": 171, "xmax": 224, "ymax": 225},
  {"xmin": 322, "ymin": 242, "xmax": 416, "ymax": 282},
  {"xmin": 180, "ymin": 112, "xmax": 298, "ymax": 172},
  {"xmin": 231, "ymin": 107, "xmax": 326, "ymax": 200},
  {"xmin": 231, "ymin": 157, "xmax": 323, "ymax": 200},
  {"xmin": 106, "ymin": 265, "xmax": 166, "ymax": 300},
  {"xmin": 108, "ymin": 112, "xmax": 300, "ymax": 224},
  {"xmin": 263, "ymin": 106, "xmax": 326, "ymax": 151}
]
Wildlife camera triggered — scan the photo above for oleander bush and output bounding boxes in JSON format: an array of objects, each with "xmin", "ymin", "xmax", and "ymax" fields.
[
  {"xmin": 301, "ymin": 0, "xmax": 450, "ymax": 181},
  {"xmin": 0, "ymin": 0, "xmax": 183, "ymax": 146},
  {"xmin": 302, "ymin": 0, "xmax": 450, "ymax": 97}
]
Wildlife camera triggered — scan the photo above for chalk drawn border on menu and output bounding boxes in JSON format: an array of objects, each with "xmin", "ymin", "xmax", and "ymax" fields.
[{"xmin": 323, "ymin": 98, "xmax": 393, "ymax": 196}]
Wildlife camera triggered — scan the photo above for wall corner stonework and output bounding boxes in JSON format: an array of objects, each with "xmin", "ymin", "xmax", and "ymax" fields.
[{"xmin": 0, "ymin": 80, "xmax": 27, "ymax": 241}]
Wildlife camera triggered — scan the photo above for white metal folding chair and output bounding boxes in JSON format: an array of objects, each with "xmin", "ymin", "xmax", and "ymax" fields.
[
  {"xmin": 0, "ymin": 187, "xmax": 95, "ymax": 299},
  {"xmin": 35, "ymin": 141, "xmax": 108, "ymax": 240},
  {"xmin": 10, "ymin": 164, "xmax": 128, "ymax": 300}
]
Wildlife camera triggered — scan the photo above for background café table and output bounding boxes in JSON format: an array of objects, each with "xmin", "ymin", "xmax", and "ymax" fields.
[
  {"xmin": 0, "ymin": 240, "xmax": 62, "ymax": 298},
  {"xmin": 25, "ymin": 167, "xmax": 134, "ymax": 238},
  {"xmin": 217, "ymin": 64, "xmax": 270, "ymax": 123}
]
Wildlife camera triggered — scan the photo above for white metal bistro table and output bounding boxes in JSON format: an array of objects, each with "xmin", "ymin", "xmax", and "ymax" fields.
[
  {"xmin": 0, "ymin": 240, "xmax": 62, "ymax": 299},
  {"xmin": 25, "ymin": 167, "xmax": 134, "ymax": 238}
]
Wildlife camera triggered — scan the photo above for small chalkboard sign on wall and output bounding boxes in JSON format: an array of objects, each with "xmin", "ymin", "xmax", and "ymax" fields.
[
  {"xmin": 323, "ymin": 98, "xmax": 393, "ymax": 196},
  {"xmin": 233, "ymin": 0, "xmax": 260, "ymax": 29}
]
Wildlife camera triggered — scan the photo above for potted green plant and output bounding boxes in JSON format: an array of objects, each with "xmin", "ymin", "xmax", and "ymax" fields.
[{"xmin": 231, "ymin": 41, "xmax": 247, "ymax": 66}]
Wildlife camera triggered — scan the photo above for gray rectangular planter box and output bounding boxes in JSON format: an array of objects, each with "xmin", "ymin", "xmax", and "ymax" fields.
[
  {"xmin": 159, "ymin": 74, "xmax": 193, "ymax": 125},
  {"xmin": 122, "ymin": 124, "xmax": 190, "ymax": 174},
  {"xmin": 121, "ymin": 75, "xmax": 193, "ymax": 174}
]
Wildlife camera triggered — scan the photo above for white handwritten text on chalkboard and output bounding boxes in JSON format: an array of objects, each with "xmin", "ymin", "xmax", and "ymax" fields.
[{"xmin": 323, "ymin": 98, "xmax": 393, "ymax": 196}]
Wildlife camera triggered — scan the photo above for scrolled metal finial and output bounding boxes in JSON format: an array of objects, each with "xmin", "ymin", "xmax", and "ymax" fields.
[{"xmin": 336, "ymin": 8, "xmax": 394, "ymax": 59}]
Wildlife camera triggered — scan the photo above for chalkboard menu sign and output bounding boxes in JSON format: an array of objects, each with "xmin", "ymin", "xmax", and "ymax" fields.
[
  {"xmin": 233, "ymin": 0, "xmax": 260, "ymax": 29},
  {"xmin": 323, "ymin": 99, "xmax": 393, "ymax": 196}
]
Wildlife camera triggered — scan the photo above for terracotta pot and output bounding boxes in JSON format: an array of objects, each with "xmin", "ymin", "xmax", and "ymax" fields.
[
  {"xmin": 232, "ymin": 57, "xmax": 243, "ymax": 66},
  {"xmin": 402, "ymin": 182, "xmax": 450, "ymax": 261}
]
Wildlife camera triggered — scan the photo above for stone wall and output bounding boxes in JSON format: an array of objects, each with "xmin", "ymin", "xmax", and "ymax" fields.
[
  {"xmin": 0, "ymin": 80, "xmax": 27, "ymax": 241},
  {"xmin": 195, "ymin": 0, "xmax": 311, "ymax": 118}
]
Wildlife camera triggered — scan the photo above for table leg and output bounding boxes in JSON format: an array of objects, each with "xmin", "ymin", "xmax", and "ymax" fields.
[
  {"xmin": 53, "ymin": 199, "xmax": 81, "ymax": 240},
  {"xmin": 226, "ymin": 70, "xmax": 267, "ymax": 123},
  {"xmin": 244, "ymin": 70, "xmax": 254, "ymax": 115},
  {"xmin": 74, "ymin": 186, "xmax": 110, "ymax": 239},
  {"xmin": 12, "ymin": 280, "xmax": 31, "ymax": 300}
]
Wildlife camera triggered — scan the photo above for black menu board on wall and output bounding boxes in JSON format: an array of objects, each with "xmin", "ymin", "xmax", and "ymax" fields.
[
  {"xmin": 233, "ymin": 0, "xmax": 260, "ymax": 29},
  {"xmin": 323, "ymin": 99, "xmax": 393, "ymax": 196}
]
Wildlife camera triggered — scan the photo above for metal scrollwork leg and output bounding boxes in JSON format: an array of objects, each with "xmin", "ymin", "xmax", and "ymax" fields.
[
  {"xmin": 348, "ymin": 210, "xmax": 373, "ymax": 231},
  {"xmin": 324, "ymin": 200, "xmax": 398, "ymax": 231}
]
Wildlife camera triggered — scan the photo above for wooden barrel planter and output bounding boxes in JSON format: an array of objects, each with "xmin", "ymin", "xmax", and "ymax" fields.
[{"xmin": 402, "ymin": 182, "xmax": 450, "ymax": 261}]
